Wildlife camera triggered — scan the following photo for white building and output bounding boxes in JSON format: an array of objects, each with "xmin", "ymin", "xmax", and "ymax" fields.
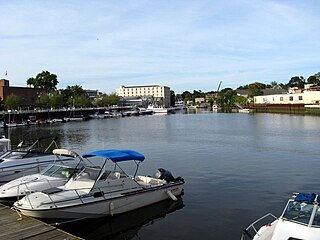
[
  {"xmin": 116, "ymin": 85, "xmax": 171, "ymax": 107},
  {"xmin": 254, "ymin": 85, "xmax": 320, "ymax": 105}
]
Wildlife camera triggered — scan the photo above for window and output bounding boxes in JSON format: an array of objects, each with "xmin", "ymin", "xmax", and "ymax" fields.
[
  {"xmin": 289, "ymin": 96, "xmax": 293, "ymax": 101},
  {"xmin": 299, "ymin": 96, "xmax": 303, "ymax": 101},
  {"xmin": 280, "ymin": 97, "xmax": 284, "ymax": 101}
]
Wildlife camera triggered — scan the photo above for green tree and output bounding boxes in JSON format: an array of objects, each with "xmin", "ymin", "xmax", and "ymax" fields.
[
  {"xmin": 37, "ymin": 94, "xmax": 50, "ymax": 109},
  {"xmin": 181, "ymin": 91, "xmax": 192, "ymax": 102},
  {"xmin": 170, "ymin": 90, "xmax": 175, "ymax": 107},
  {"xmin": 27, "ymin": 71, "xmax": 58, "ymax": 93},
  {"xmin": 216, "ymin": 88, "xmax": 237, "ymax": 108},
  {"xmin": 61, "ymin": 85, "xmax": 87, "ymax": 106},
  {"xmin": 49, "ymin": 91, "xmax": 64, "ymax": 109},
  {"xmin": 288, "ymin": 76, "xmax": 305, "ymax": 88},
  {"xmin": 5, "ymin": 94, "xmax": 22, "ymax": 110}
]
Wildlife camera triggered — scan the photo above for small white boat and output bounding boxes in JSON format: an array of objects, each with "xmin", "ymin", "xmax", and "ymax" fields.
[
  {"xmin": 13, "ymin": 149, "xmax": 184, "ymax": 220},
  {"xmin": 0, "ymin": 136, "xmax": 77, "ymax": 185},
  {"xmin": 174, "ymin": 100, "xmax": 186, "ymax": 110},
  {"xmin": 0, "ymin": 149, "xmax": 91, "ymax": 202},
  {"xmin": 147, "ymin": 104, "xmax": 175, "ymax": 114},
  {"xmin": 138, "ymin": 107, "xmax": 153, "ymax": 115},
  {"xmin": 241, "ymin": 192, "xmax": 320, "ymax": 240}
]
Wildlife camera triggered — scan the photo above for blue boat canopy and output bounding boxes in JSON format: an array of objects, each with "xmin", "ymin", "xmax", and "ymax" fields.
[
  {"xmin": 295, "ymin": 193, "xmax": 316, "ymax": 204},
  {"xmin": 82, "ymin": 150, "xmax": 145, "ymax": 162}
]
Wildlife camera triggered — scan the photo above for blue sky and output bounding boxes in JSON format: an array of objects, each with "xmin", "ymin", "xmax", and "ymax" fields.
[{"xmin": 1, "ymin": 0, "xmax": 319, "ymax": 94}]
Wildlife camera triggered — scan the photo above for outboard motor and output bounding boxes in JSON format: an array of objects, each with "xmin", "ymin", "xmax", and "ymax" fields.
[{"xmin": 154, "ymin": 168, "xmax": 184, "ymax": 183}]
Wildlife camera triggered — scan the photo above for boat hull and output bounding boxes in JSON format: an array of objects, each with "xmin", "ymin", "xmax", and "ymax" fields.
[{"xmin": 15, "ymin": 183, "xmax": 184, "ymax": 220}]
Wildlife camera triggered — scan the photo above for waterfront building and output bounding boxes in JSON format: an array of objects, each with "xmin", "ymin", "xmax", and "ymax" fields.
[
  {"xmin": 116, "ymin": 85, "xmax": 171, "ymax": 107},
  {"xmin": 254, "ymin": 84, "xmax": 320, "ymax": 105},
  {"xmin": 0, "ymin": 79, "xmax": 46, "ymax": 108}
]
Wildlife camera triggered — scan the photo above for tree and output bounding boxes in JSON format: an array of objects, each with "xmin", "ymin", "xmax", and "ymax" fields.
[
  {"xmin": 37, "ymin": 94, "xmax": 50, "ymax": 109},
  {"xmin": 181, "ymin": 91, "xmax": 192, "ymax": 102},
  {"xmin": 307, "ymin": 72, "xmax": 320, "ymax": 85},
  {"xmin": 216, "ymin": 88, "xmax": 237, "ymax": 108},
  {"xmin": 288, "ymin": 76, "xmax": 305, "ymax": 88},
  {"xmin": 170, "ymin": 90, "xmax": 175, "ymax": 107},
  {"xmin": 5, "ymin": 94, "xmax": 22, "ymax": 110},
  {"xmin": 49, "ymin": 91, "xmax": 64, "ymax": 109},
  {"xmin": 27, "ymin": 71, "xmax": 58, "ymax": 93}
]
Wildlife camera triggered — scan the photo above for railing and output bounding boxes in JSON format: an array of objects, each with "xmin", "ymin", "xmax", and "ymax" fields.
[{"xmin": 241, "ymin": 213, "xmax": 277, "ymax": 240}]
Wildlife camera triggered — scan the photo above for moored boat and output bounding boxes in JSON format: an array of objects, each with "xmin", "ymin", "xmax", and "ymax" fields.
[
  {"xmin": 0, "ymin": 136, "xmax": 77, "ymax": 185},
  {"xmin": 13, "ymin": 149, "xmax": 184, "ymax": 220},
  {"xmin": 0, "ymin": 149, "xmax": 91, "ymax": 203},
  {"xmin": 241, "ymin": 192, "xmax": 320, "ymax": 240},
  {"xmin": 147, "ymin": 104, "xmax": 175, "ymax": 114}
]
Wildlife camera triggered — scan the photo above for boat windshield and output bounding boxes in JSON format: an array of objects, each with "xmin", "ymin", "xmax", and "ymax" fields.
[
  {"xmin": 282, "ymin": 200, "xmax": 320, "ymax": 226},
  {"xmin": 41, "ymin": 165, "xmax": 74, "ymax": 178}
]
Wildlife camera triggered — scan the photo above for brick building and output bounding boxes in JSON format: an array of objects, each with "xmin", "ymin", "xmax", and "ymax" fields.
[{"xmin": 0, "ymin": 79, "xmax": 46, "ymax": 107}]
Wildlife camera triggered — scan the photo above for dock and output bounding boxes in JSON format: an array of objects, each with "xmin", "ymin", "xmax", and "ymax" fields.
[{"xmin": 0, "ymin": 203, "xmax": 82, "ymax": 240}]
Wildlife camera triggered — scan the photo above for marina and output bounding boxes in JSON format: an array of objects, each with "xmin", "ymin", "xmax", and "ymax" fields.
[{"xmin": 1, "ymin": 111, "xmax": 320, "ymax": 239}]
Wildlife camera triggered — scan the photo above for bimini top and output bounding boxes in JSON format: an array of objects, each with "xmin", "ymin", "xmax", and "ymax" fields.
[
  {"xmin": 294, "ymin": 193, "xmax": 317, "ymax": 204},
  {"xmin": 82, "ymin": 150, "xmax": 145, "ymax": 162}
]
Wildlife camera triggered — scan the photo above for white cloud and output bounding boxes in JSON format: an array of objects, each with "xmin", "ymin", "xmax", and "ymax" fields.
[{"xmin": 0, "ymin": 0, "xmax": 320, "ymax": 93}]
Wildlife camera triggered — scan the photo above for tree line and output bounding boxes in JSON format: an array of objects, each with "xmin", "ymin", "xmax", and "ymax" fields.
[
  {"xmin": 5, "ymin": 71, "xmax": 119, "ymax": 110},
  {"xmin": 174, "ymin": 72, "xmax": 320, "ymax": 109}
]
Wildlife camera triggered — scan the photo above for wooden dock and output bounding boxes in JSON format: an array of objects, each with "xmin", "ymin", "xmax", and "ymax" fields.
[{"xmin": 0, "ymin": 203, "xmax": 82, "ymax": 240}]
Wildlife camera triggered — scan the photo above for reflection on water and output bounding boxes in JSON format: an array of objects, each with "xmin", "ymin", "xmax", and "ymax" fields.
[
  {"xmin": 3, "ymin": 112, "xmax": 320, "ymax": 239},
  {"xmin": 58, "ymin": 197, "xmax": 185, "ymax": 240}
]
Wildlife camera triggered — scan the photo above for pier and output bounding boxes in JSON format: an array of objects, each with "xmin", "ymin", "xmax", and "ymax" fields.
[{"xmin": 0, "ymin": 203, "xmax": 82, "ymax": 240}]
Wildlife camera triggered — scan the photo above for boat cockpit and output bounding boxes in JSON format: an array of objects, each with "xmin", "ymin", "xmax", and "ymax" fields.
[{"xmin": 281, "ymin": 193, "xmax": 320, "ymax": 227}]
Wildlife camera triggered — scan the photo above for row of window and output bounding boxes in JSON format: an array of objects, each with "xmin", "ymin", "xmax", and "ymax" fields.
[{"xmin": 262, "ymin": 96, "xmax": 303, "ymax": 102}]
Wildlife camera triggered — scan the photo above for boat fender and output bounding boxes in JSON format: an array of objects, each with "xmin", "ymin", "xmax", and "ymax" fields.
[
  {"xmin": 110, "ymin": 202, "xmax": 114, "ymax": 216},
  {"xmin": 166, "ymin": 190, "xmax": 178, "ymax": 201}
]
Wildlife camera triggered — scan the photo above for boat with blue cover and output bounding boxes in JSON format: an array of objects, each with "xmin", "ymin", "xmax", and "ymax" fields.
[
  {"xmin": 241, "ymin": 192, "xmax": 320, "ymax": 240},
  {"xmin": 13, "ymin": 149, "xmax": 184, "ymax": 221}
]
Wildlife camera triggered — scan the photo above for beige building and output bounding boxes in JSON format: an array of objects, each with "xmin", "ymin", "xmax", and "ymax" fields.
[
  {"xmin": 254, "ymin": 86, "xmax": 320, "ymax": 105},
  {"xmin": 116, "ymin": 85, "xmax": 171, "ymax": 107}
]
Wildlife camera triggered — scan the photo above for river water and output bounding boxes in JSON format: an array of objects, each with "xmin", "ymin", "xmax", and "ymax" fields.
[{"xmin": 5, "ymin": 111, "xmax": 320, "ymax": 240}]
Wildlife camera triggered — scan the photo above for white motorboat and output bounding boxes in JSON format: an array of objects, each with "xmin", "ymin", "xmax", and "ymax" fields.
[
  {"xmin": 0, "ymin": 136, "xmax": 77, "ymax": 185},
  {"xmin": 0, "ymin": 149, "xmax": 93, "ymax": 202},
  {"xmin": 138, "ymin": 107, "xmax": 153, "ymax": 115},
  {"xmin": 13, "ymin": 149, "xmax": 184, "ymax": 220},
  {"xmin": 241, "ymin": 192, "xmax": 320, "ymax": 240},
  {"xmin": 147, "ymin": 104, "xmax": 175, "ymax": 114}
]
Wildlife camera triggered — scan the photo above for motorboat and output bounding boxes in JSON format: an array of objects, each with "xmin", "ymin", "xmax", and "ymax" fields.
[
  {"xmin": 0, "ymin": 149, "xmax": 93, "ymax": 203},
  {"xmin": 241, "ymin": 192, "xmax": 320, "ymax": 240},
  {"xmin": 147, "ymin": 104, "xmax": 175, "ymax": 114},
  {"xmin": 0, "ymin": 135, "xmax": 77, "ymax": 185},
  {"xmin": 138, "ymin": 107, "xmax": 153, "ymax": 115},
  {"xmin": 13, "ymin": 149, "xmax": 184, "ymax": 220}
]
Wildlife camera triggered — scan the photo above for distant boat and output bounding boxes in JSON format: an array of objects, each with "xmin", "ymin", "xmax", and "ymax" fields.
[
  {"xmin": 174, "ymin": 100, "xmax": 186, "ymax": 110},
  {"xmin": 138, "ymin": 107, "xmax": 153, "ymax": 115},
  {"xmin": 147, "ymin": 104, "xmax": 175, "ymax": 114}
]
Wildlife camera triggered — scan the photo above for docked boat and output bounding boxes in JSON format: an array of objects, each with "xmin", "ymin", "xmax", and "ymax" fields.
[
  {"xmin": 13, "ymin": 149, "xmax": 184, "ymax": 220},
  {"xmin": 0, "ymin": 149, "xmax": 92, "ymax": 203},
  {"xmin": 0, "ymin": 136, "xmax": 77, "ymax": 185},
  {"xmin": 147, "ymin": 104, "xmax": 175, "ymax": 114},
  {"xmin": 241, "ymin": 192, "xmax": 320, "ymax": 240},
  {"xmin": 138, "ymin": 107, "xmax": 153, "ymax": 115}
]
